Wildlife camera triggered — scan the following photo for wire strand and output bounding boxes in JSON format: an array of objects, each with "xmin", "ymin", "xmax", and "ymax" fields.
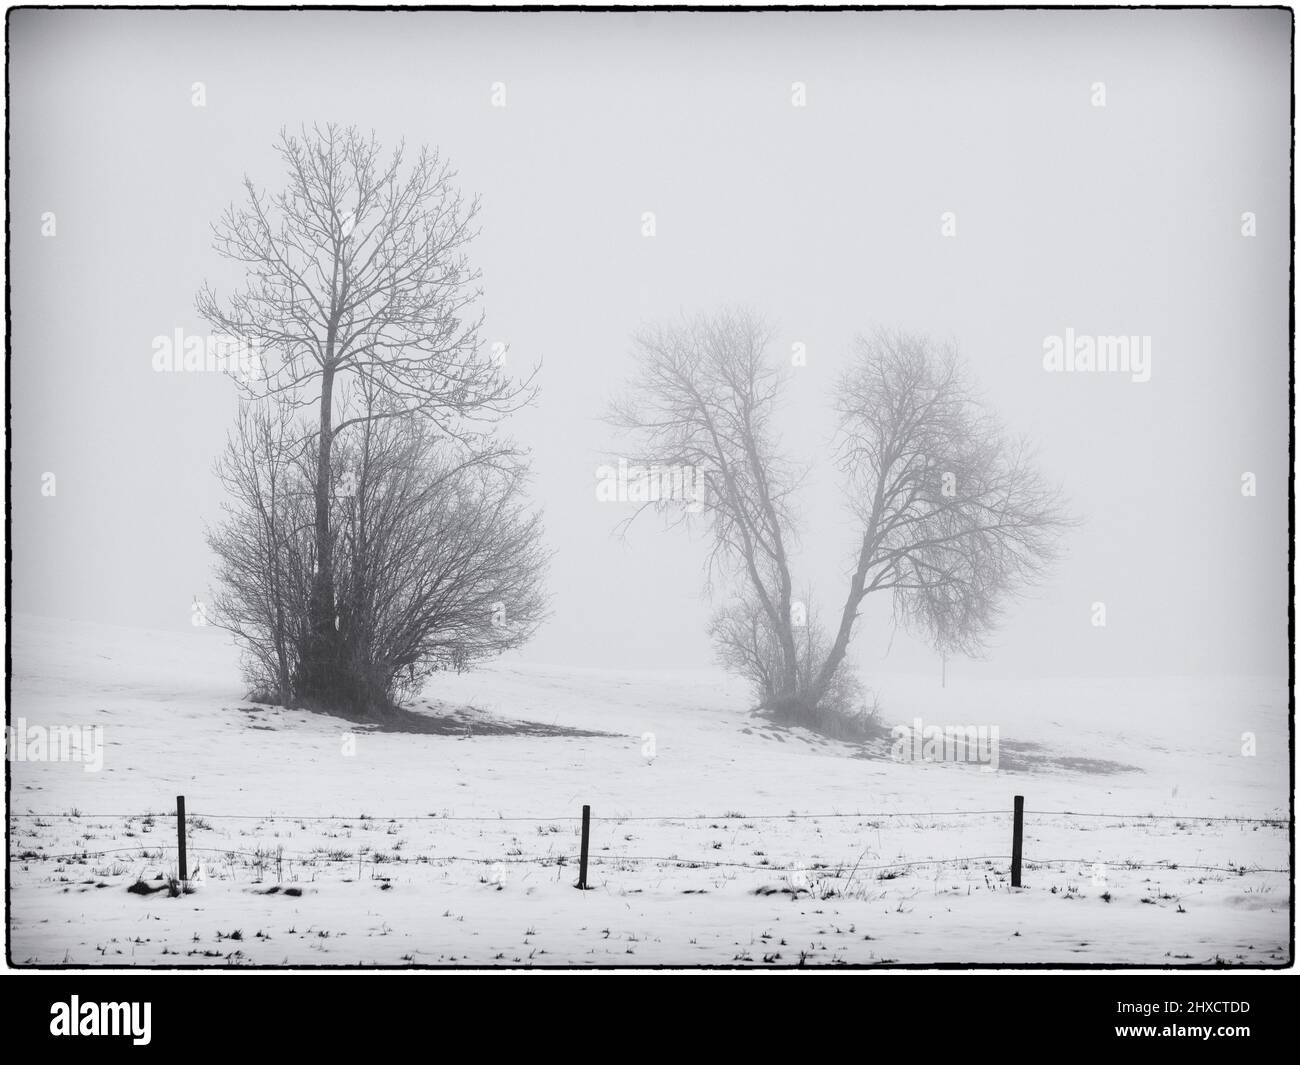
[
  {"xmin": 9, "ymin": 809, "xmax": 1289, "ymax": 824},
  {"xmin": 15, "ymin": 846, "xmax": 1288, "ymax": 877}
]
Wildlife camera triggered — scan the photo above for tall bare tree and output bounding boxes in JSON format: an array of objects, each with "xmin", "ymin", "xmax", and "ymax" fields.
[
  {"xmin": 198, "ymin": 124, "xmax": 533, "ymax": 706},
  {"xmin": 611, "ymin": 312, "xmax": 1072, "ymax": 727},
  {"xmin": 609, "ymin": 309, "xmax": 806, "ymax": 704},
  {"xmin": 810, "ymin": 329, "xmax": 1072, "ymax": 708}
]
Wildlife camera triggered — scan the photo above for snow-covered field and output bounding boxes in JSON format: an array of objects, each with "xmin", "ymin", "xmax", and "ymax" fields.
[{"xmin": 6, "ymin": 615, "xmax": 1290, "ymax": 966}]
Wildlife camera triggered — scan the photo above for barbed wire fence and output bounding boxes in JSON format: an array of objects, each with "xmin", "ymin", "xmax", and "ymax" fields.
[{"xmin": 8, "ymin": 799, "xmax": 1291, "ymax": 884}]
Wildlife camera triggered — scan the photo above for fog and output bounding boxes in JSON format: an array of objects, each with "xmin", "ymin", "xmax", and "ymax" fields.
[{"xmin": 7, "ymin": 7, "xmax": 1290, "ymax": 680}]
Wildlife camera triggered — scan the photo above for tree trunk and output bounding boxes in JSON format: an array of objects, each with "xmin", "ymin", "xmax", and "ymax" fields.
[
  {"xmin": 272, "ymin": 598, "xmax": 291, "ymax": 704},
  {"xmin": 807, "ymin": 533, "xmax": 874, "ymax": 708},
  {"xmin": 301, "ymin": 363, "xmax": 338, "ymax": 705}
]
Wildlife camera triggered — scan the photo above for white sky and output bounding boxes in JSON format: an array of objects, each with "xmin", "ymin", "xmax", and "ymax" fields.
[{"xmin": 7, "ymin": 8, "xmax": 1291, "ymax": 680}]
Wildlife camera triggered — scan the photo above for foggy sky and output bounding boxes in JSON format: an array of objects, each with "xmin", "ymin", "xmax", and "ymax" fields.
[{"xmin": 7, "ymin": 8, "xmax": 1291, "ymax": 680}]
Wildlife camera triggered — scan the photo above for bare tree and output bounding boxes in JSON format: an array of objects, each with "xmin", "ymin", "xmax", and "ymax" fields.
[
  {"xmin": 813, "ymin": 329, "xmax": 1072, "ymax": 708},
  {"xmin": 609, "ymin": 308, "xmax": 807, "ymax": 705},
  {"xmin": 198, "ymin": 124, "xmax": 534, "ymax": 707},
  {"xmin": 329, "ymin": 404, "xmax": 550, "ymax": 713},
  {"xmin": 709, "ymin": 583, "xmax": 871, "ymax": 721},
  {"xmin": 208, "ymin": 388, "xmax": 549, "ymax": 715},
  {"xmin": 708, "ymin": 592, "xmax": 784, "ymax": 704},
  {"xmin": 611, "ymin": 312, "xmax": 1073, "ymax": 728},
  {"xmin": 207, "ymin": 399, "xmax": 313, "ymax": 703}
]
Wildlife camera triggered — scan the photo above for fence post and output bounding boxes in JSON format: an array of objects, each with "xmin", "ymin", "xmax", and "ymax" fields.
[
  {"xmin": 1011, "ymin": 794, "xmax": 1023, "ymax": 888},
  {"xmin": 577, "ymin": 804, "xmax": 591, "ymax": 889},
  {"xmin": 176, "ymin": 795, "xmax": 188, "ymax": 881}
]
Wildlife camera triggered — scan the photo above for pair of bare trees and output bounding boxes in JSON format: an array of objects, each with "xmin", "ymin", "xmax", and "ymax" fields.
[
  {"xmin": 202, "ymin": 126, "xmax": 546, "ymax": 716},
  {"xmin": 610, "ymin": 310, "xmax": 1072, "ymax": 728},
  {"xmin": 200, "ymin": 126, "xmax": 1068, "ymax": 726}
]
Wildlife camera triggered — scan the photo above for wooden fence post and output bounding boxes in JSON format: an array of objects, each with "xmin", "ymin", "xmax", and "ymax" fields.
[
  {"xmin": 176, "ymin": 795, "xmax": 188, "ymax": 882},
  {"xmin": 577, "ymin": 804, "xmax": 591, "ymax": 889},
  {"xmin": 1011, "ymin": 794, "xmax": 1023, "ymax": 888}
]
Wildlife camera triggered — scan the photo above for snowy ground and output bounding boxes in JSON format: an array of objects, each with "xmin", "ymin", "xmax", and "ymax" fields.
[{"xmin": 6, "ymin": 615, "xmax": 1291, "ymax": 966}]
